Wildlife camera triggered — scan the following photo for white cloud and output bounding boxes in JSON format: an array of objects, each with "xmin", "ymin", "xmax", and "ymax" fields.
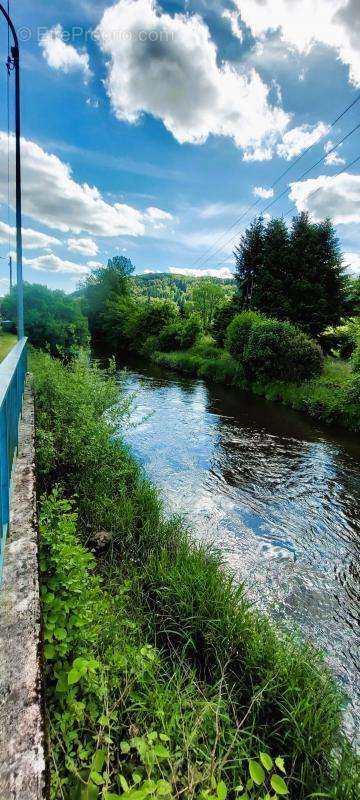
[
  {"xmin": 87, "ymin": 260, "xmax": 103, "ymax": 268},
  {"xmin": 222, "ymin": 9, "xmax": 243, "ymax": 42},
  {"xmin": 169, "ymin": 266, "xmax": 234, "ymax": 279},
  {"xmin": 277, "ymin": 122, "xmax": 329, "ymax": 160},
  {"xmin": 97, "ymin": 0, "xmax": 290, "ymax": 158},
  {"xmin": 0, "ymin": 132, "xmax": 172, "ymax": 238},
  {"xmin": 325, "ymin": 151, "xmax": 346, "ymax": 166},
  {"xmin": 237, "ymin": 0, "xmax": 360, "ymax": 86},
  {"xmin": 289, "ymin": 172, "xmax": 360, "ymax": 224},
  {"xmin": 143, "ymin": 207, "xmax": 174, "ymax": 230},
  {"xmin": 253, "ymin": 186, "xmax": 274, "ymax": 199},
  {"xmin": 343, "ymin": 252, "xmax": 360, "ymax": 275},
  {"xmin": 40, "ymin": 24, "xmax": 91, "ymax": 79},
  {"xmin": 22, "ymin": 253, "xmax": 90, "ymax": 274},
  {"xmin": 0, "ymin": 221, "xmax": 61, "ymax": 250},
  {"xmin": 323, "ymin": 142, "xmax": 345, "ymax": 166},
  {"xmin": 67, "ymin": 237, "xmax": 99, "ymax": 256}
]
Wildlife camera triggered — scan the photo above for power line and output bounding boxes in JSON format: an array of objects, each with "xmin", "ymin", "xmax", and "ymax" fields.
[
  {"xmin": 192, "ymin": 92, "xmax": 360, "ymax": 268},
  {"xmin": 196, "ymin": 119, "xmax": 360, "ymax": 268},
  {"xmin": 214, "ymin": 152, "xmax": 360, "ymax": 270}
]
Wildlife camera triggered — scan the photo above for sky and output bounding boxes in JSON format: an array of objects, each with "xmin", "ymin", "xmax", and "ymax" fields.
[{"xmin": 0, "ymin": 0, "xmax": 360, "ymax": 292}]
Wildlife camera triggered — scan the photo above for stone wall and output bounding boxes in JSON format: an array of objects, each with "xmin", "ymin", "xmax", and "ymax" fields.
[{"xmin": 0, "ymin": 381, "xmax": 46, "ymax": 799}]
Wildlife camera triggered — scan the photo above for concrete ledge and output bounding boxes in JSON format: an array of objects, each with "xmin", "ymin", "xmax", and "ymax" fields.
[{"xmin": 0, "ymin": 380, "xmax": 46, "ymax": 800}]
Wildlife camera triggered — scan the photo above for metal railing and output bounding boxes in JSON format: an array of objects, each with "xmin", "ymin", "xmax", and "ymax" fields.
[{"xmin": 0, "ymin": 337, "xmax": 27, "ymax": 579}]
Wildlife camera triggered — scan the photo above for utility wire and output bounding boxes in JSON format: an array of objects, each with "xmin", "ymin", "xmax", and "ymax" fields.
[
  {"xmin": 214, "ymin": 152, "xmax": 360, "ymax": 270},
  {"xmin": 196, "ymin": 119, "xmax": 360, "ymax": 268},
  {"xmin": 192, "ymin": 92, "xmax": 360, "ymax": 268}
]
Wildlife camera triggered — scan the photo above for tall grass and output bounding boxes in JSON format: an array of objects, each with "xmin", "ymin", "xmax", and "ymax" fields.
[{"xmin": 31, "ymin": 351, "xmax": 359, "ymax": 798}]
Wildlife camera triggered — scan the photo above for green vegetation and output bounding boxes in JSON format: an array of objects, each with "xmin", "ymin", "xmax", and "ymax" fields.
[
  {"xmin": 33, "ymin": 352, "xmax": 359, "ymax": 799},
  {"xmin": 1, "ymin": 283, "xmax": 89, "ymax": 356},
  {"xmin": 234, "ymin": 213, "xmax": 346, "ymax": 336},
  {"xmin": 0, "ymin": 331, "xmax": 17, "ymax": 361}
]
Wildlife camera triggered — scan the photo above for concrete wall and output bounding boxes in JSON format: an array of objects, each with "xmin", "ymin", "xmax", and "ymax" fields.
[{"xmin": 0, "ymin": 381, "xmax": 46, "ymax": 799}]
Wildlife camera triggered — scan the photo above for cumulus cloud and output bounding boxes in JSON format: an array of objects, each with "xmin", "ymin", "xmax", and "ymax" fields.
[
  {"xmin": 168, "ymin": 266, "xmax": 234, "ymax": 279},
  {"xmin": 324, "ymin": 141, "xmax": 345, "ymax": 166},
  {"xmin": 236, "ymin": 0, "xmax": 360, "ymax": 86},
  {"xmin": 0, "ymin": 221, "xmax": 61, "ymax": 250},
  {"xmin": 222, "ymin": 9, "xmax": 244, "ymax": 42},
  {"xmin": 0, "ymin": 132, "xmax": 172, "ymax": 238},
  {"xmin": 143, "ymin": 207, "xmax": 174, "ymax": 229},
  {"xmin": 22, "ymin": 253, "xmax": 90, "ymax": 274},
  {"xmin": 277, "ymin": 122, "xmax": 329, "ymax": 160},
  {"xmin": 253, "ymin": 186, "xmax": 274, "ymax": 199},
  {"xmin": 40, "ymin": 24, "xmax": 91, "ymax": 79},
  {"xmin": 289, "ymin": 172, "xmax": 360, "ymax": 224},
  {"xmin": 96, "ymin": 0, "xmax": 290, "ymax": 158},
  {"xmin": 343, "ymin": 251, "xmax": 360, "ymax": 275},
  {"xmin": 67, "ymin": 237, "xmax": 99, "ymax": 256}
]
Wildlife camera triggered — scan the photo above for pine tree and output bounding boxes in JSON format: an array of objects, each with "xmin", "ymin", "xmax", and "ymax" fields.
[
  {"xmin": 252, "ymin": 218, "xmax": 291, "ymax": 319},
  {"xmin": 234, "ymin": 216, "xmax": 264, "ymax": 308},
  {"xmin": 288, "ymin": 213, "xmax": 346, "ymax": 336}
]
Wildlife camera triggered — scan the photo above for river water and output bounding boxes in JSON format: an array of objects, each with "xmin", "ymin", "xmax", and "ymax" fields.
[{"xmin": 117, "ymin": 359, "xmax": 360, "ymax": 739}]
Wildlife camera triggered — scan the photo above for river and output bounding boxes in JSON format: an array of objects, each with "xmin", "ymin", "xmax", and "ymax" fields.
[{"xmin": 117, "ymin": 359, "xmax": 360, "ymax": 739}]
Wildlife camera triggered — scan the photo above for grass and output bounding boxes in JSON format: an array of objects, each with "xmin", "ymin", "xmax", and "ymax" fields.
[
  {"xmin": 0, "ymin": 332, "xmax": 17, "ymax": 362},
  {"xmin": 31, "ymin": 350, "xmax": 359, "ymax": 799},
  {"xmin": 153, "ymin": 343, "xmax": 360, "ymax": 431}
]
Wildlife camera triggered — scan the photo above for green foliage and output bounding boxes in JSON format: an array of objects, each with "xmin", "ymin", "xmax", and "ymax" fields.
[
  {"xmin": 242, "ymin": 320, "xmax": 324, "ymax": 383},
  {"xmin": 233, "ymin": 213, "xmax": 346, "ymax": 336},
  {"xmin": 180, "ymin": 313, "xmax": 203, "ymax": 349},
  {"xmin": 157, "ymin": 321, "xmax": 183, "ymax": 352},
  {"xmin": 33, "ymin": 352, "xmax": 360, "ymax": 799},
  {"xmin": 83, "ymin": 257, "xmax": 135, "ymax": 341},
  {"xmin": 319, "ymin": 319, "xmax": 359, "ymax": 358},
  {"xmin": 191, "ymin": 280, "xmax": 227, "ymax": 331},
  {"xmin": 212, "ymin": 298, "xmax": 239, "ymax": 346},
  {"xmin": 225, "ymin": 311, "xmax": 265, "ymax": 360},
  {"xmin": 1, "ymin": 283, "xmax": 89, "ymax": 356}
]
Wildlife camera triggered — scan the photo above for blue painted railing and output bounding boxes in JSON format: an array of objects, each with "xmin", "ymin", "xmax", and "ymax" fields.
[{"xmin": 0, "ymin": 337, "xmax": 27, "ymax": 580}]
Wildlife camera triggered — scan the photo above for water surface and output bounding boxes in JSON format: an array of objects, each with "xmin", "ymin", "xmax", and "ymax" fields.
[{"xmin": 118, "ymin": 360, "xmax": 360, "ymax": 738}]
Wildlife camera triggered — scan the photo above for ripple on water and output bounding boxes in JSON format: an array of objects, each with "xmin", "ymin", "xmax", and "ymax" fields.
[{"xmin": 120, "ymin": 366, "xmax": 360, "ymax": 740}]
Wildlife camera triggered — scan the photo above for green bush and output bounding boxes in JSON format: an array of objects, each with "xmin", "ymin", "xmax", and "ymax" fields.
[
  {"xmin": 180, "ymin": 313, "xmax": 202, "ymax": 349},
  {"xmin": 157, "ymin": 322, "xmax": 183, "ymax": 351},
  {"xmin": 243, "ymin": 320, "xmax": 324, "ymax": 383},
  {"xmin": 225, "ymin": 311, "xmax": 265, "ymax": 360}
]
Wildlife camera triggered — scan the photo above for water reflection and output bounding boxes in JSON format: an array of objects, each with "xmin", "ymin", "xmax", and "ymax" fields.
[{"xmin": 118, "ymin": 361, "xmax": 360, "ymax": 739}]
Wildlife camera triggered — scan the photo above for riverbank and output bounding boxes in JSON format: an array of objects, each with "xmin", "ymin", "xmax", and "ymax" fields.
[
  {"xmin": 31, "ymin": 350, "xmax": 359, "ymax": 799},
  {"xmin": 152, "ymin": 344, "xmax": 360, "ymax": 431}
]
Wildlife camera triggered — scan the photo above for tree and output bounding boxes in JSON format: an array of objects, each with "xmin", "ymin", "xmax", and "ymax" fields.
[
  {"xmin": 191, "ymin": 280, "xmax": 226, "ymax": 330},
  {"xmin": 1, "ymin": 283, "xmax": 89, "ymax": 356},
  {"xmin": 83, "ymin": 256, "xmax": 135, "ymax": 339},
  {"xmin": 234, "ymin": 216, "xmax": 265, "ymax": 307},
  {"xmin": 252, "ymin": 218, "xmax": 291, "ymax": 319},
  {"xmin": 212, "ymin": 296, "xmax": 240, "ymax": 346},
  {"xmin": 288, "ymin": 214, "xmax": 346, "ymax": 336},
  {"xmin": 233, "ymin": 213, "xmax": 347, "ymax": 336}
]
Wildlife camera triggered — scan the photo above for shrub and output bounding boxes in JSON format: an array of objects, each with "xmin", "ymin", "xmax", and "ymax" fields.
[
  {"xmin": 158, "ymin": 321, "xmax": 183, "ymax": 351},
  {"xmin": 180, "ymin": 313, "xmax": 202, "ymax": 349},
  {"xmin": 243, "ymin": 320, "xmax": 324, "ymax": 383},
  {"xmin": 225, "ymin": 310, "xmax": 265, "ymax": 360}
]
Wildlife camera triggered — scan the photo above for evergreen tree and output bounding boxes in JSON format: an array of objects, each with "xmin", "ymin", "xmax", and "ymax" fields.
[
  {"xmin": 252, "ymin": 218, "xmax": 291, "ymax": 319},
  {"xmin": 234, "ymin": 216, "xmax": 264, "ymax": 308},
  {"xmin": 288, "ymin": 214, "xmax": 346, "ymax": 336}
]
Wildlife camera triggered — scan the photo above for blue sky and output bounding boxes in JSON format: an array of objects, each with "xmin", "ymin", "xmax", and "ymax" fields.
[{"xmin": 0, "ymin": 0, "xmax": 360, "ymax": 291}]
